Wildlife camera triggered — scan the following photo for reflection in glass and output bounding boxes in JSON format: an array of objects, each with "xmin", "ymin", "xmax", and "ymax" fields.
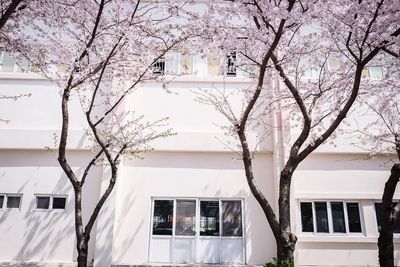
[
  {"xmin": 315, "ymin": 202, "xmax": 329, "ymax": 233},
  {"xmin": 200, "ymin": 201, "xmax": 219, "ymax": 236},
  {"xmin": 347, "ymin": 203, "xmax": 362, "ymax": 233},
  {"xmin": 36, "ymin": 196, "xmax": 50, "ymax": 209},
  {"xmin": 222, "ymin": 201, "xmax": 242, "ymax": 236},
  {"xmin": 331, "ymin": 202, "xmax": 345, "ymax": 233},
  {"xmin": 153, "ymin": 200, "xmax": 173, "ymax": 235},
  {"xmin": 175, "ymin": 200, "xmax": 196, "ymax": 236},
  {"xmin": 300, "ymin": 202, "xmax": 314, "ymax": 232}
]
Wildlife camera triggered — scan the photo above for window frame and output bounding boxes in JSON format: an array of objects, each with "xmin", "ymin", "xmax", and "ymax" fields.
[
  {"xmin": 52, "ymin": 195, "xmax": 67, "ymax": 211},
  {"xmin": 298, "ymin": 200, "xmax": 363, "ymax": 236},
  {"xmin": 34, "ymin": 194, "xmax": 67, "ymax": 212},
  {"xmin": 150, "ymin": 197, "xmax": 245, "ymax": 239},
  {"xmin": 5, "ymin": 194, "xmax": 23, "ymax": 210},
  {"xmin": 35, "ymin": 194, "xmax": 52, "ymax": 211}
]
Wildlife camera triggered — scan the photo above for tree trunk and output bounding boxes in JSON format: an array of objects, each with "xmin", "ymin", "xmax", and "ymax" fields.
[
  {"xmin": 277, "ymin": 231, "xmax": 296, "ymax": 265},
  {"xmin": 77, "ymin": 239, "xmax": 89, "ymax": 267},
  {"xmin": 378, "ymin": 163, "xmax": 400, "ymax": 267},
  {"xmin": 277, "ymin": 170, "xmax": 297, "ymax": 265}
]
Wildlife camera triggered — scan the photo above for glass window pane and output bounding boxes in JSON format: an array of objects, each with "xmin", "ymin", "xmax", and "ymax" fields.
[
  {"xmin": 180, "ymin": 54, "xmax": 193, "ymax": 75},
  {"xmin": 36, "ymin": 196, "xmax": 50, "ymax": 209},
  {"xmin": 7, "ymin": 196, "xmax": 21, "ymax": 208},
  {"xmin": 200, "ymin": 201, "xmax": 219, "ymax": 236},
  {"xmin": 315, "ymin": 202, "xmax": 329, "ymax": 233},
  {"xmin": 300, "ymin": 202, "xmax": 314, "ymax": 232},
  {"xmin": 153, "ymin": 200, "xmax": 173, "ymax": 235},
  {"xmin": 226, "ymin": 52, "xmax": 236, "ymax": 77},
  {"xmin": 369, "ymin": 66, "xmax": 383, "ymax": 80},
  {"xmin": 53, "ymin": 197, "xmax": 66, "ymax": 209},
  {"xmin": 175, "ymin": 200, "xmax": 196, "ymax": 236},
  {"xmin": 347, "ymin": 203, "xmax": 362, "ymax": 233},
  {"xmin": 165, "ymin": 52, "xmax": 180, "ymax": 75},
  {"xmin": 331, "ymin": 202, "xmax": 345, "ymax": 233},
  {"xmin": 0, "ymin": 195, "xmax": 4, "ymax": 208},
  {"xmin": 222, "ymin": 201, "xmax": 242, "ymax": 236},
  {"xmin": 1, "ymin": 52, "xmax": 15, "ymax": 72},
  {"xmin": 375, "ymin": 202, "xmax": 400, "ymax": 233},
  {"xmin": 208, "ymin": 54, "xmax": 220, "ymax": 76}
]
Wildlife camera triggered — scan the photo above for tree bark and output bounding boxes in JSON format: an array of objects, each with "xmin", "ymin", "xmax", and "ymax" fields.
[
  {"xmin": 277, "ymin": 170, "xmax": 297, "ymax": 264},
  {"xmin": 378, "ymin": 163, "xmax": 400, "ymax": 267}
]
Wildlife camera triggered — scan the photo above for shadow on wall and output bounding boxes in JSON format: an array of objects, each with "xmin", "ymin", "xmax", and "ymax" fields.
[
  {"xmin": 0, "ymin": 176, "xmax": 74, "ymax": 262},
  {"xmin": 113, "ymin": 151, "xmax": 276, "ymax": 265}
]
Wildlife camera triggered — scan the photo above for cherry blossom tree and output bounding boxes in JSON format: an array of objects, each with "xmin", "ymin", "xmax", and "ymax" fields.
[
  {"xmin": 6, "ymin": 0, "xmax": 188, "ymax": 266},
  {"xmin": 195, "ymin": 0, "xmax": 400, "ymax": 264},
  {"xmin": 0, "ymin": 0, "xmax": 26, "ymax": 30},
  {"xmin": 356, "ymin": 50, "xmax": 400, "ymax": 267}
]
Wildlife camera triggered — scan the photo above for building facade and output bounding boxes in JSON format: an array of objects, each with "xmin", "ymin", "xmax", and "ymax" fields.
[{"xmin": 0, "ymin": 51, "xmax": 399, "ymax": 267}]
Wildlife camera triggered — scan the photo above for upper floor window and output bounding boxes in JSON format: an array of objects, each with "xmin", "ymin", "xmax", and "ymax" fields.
[
  {"xmin": 0, "ymin": 51, "xmax": 30, "ymax": 73},
  {"xmin": 300, "ymin": 201, "xmax": 362, "ymax": 234},
  {"xmin": 226, "ymin": 52, "xmax": 237, "ymax": 77},
  {"xmin": 152, "ymin": 57, "xmax": 165, "ymax": 75}
]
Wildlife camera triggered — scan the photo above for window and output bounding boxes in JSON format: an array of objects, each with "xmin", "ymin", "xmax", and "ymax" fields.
[
  {"xmin": 222, "ymin": 200, "xmax": 242, "ymax": 236},
  {"xmin": 152, "ymin": 57, "xmax": 165, "ymax": 75},
  {"xmin": 175, "ymin": 200, "xmax": 196, "ymax": 236},
  {"xmin": 200, "ymin": 200, "xmax": 219, "ymax": 236},
  {"xmin": 53, "ymin": 197, "xmax": 66, "ymax": 209},
  {"xmin": 226, "ymin": 52, "xmax": 236, "ymax": 77},
  {"xmin": 6, "ymin": 195, "xmax": 22, "ymax": 209},
  {"xmin": 0, "ymin": 195, "xmax": 4, "ymax": 209},
  {"xmin": 35, "ymin": 195, "xmax": 67, "ymax": 211},
  {"xmin": 300, "ymin": 201, "xmax": 362, "ymax": 234},
  {"xmin": 36, "ymin": 196, "xmax": 50, "ymax": 210},
  {"xmin": 374, "ymin": 203, "xmax": 400, "ymax": 233},
  {"xmin": 151, "ymin": 198, "xmax": 243, "ymax": 237},
  {"xmin": 152, "ymin": 200, "xmax": 173, "ymax": 235}
]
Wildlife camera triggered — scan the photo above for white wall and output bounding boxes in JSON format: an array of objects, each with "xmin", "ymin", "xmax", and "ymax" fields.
[
  {"xmin": 110, "ymin": 151, "xmax": 276, "ymax": 265},
  {"xmin": 0, "ymin": 150, "xmax": 102, "ymax": 265}
]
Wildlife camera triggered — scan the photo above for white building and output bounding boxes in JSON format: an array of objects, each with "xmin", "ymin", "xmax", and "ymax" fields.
[{"xmin": 0, "ymin": 51, "xmax": 398, "ymax": 267}]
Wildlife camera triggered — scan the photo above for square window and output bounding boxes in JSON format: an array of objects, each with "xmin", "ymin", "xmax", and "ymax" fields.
[
  {"xmin": 52, "ymin": 197, "xmax": 66, "ymax": 209},
  {"xmin": 36, "ymin": 196, "xmax": 50, "ymax": 210},
  {"xmin": 7, "ymin": 196, "xmax": 21, "ymax": 209}
]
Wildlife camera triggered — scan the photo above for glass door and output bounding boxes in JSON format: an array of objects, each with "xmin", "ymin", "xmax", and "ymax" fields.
[
  {"xmin": 173, "ymin": 200, "xmax": 196, "ymax": 263},
  {"xmin": 149, "ymin": 198, "xmax": 244, "ymax": 264}
]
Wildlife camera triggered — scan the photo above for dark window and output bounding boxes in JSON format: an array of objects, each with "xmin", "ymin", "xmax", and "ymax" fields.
[
  {"xmin": 331, "ymin": 202, "xmax": 346, "ymax": 233},
  {"xmin": 375, "ymin": 203, "xmax": 400, "ymax": 233},
  {"xmin": 53, "ymin": 197, "xmax": 66, "ymax": 209},
  {"xmin": 153, "ymin": 57, "xmax": 165, "ymax": 74},
  {"xmin": 153, "ymin": 200, "xmax": 173, "ymax": 235},
  {"xmin": 346, "ymin": 203, "xmax": 362, "ymax": 233},
  {"xmin": 0, "ymin": 195, "xmax": 4, "ymax": 209},
  {"xmin": 226, "ymin": 52, "xmax": 236, "ymax": 77},
  {"xmin": 200, "ymin": 201, "xmax": 219, "ymax": 236},
  {"xmin": 36, "ymin": 196, "xmax": 50, "ymax": 209},
  {"xmin": 7, "ymin": 196, "xmax": 21, "ymax": 209},
  {"xmin": 315, "ymin": 202, "xmax": 329, "ymax": 233},
  {"xmin": 300, "ymin": 202, "xmax": 314, "ymax": 232},
  {"xmin": 222, "ymin": 200, "xmax": 242, "ymax": 236},
  {"xmin": 175, "ymin": 200, "xmax": 196, "ymax": 236}
]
